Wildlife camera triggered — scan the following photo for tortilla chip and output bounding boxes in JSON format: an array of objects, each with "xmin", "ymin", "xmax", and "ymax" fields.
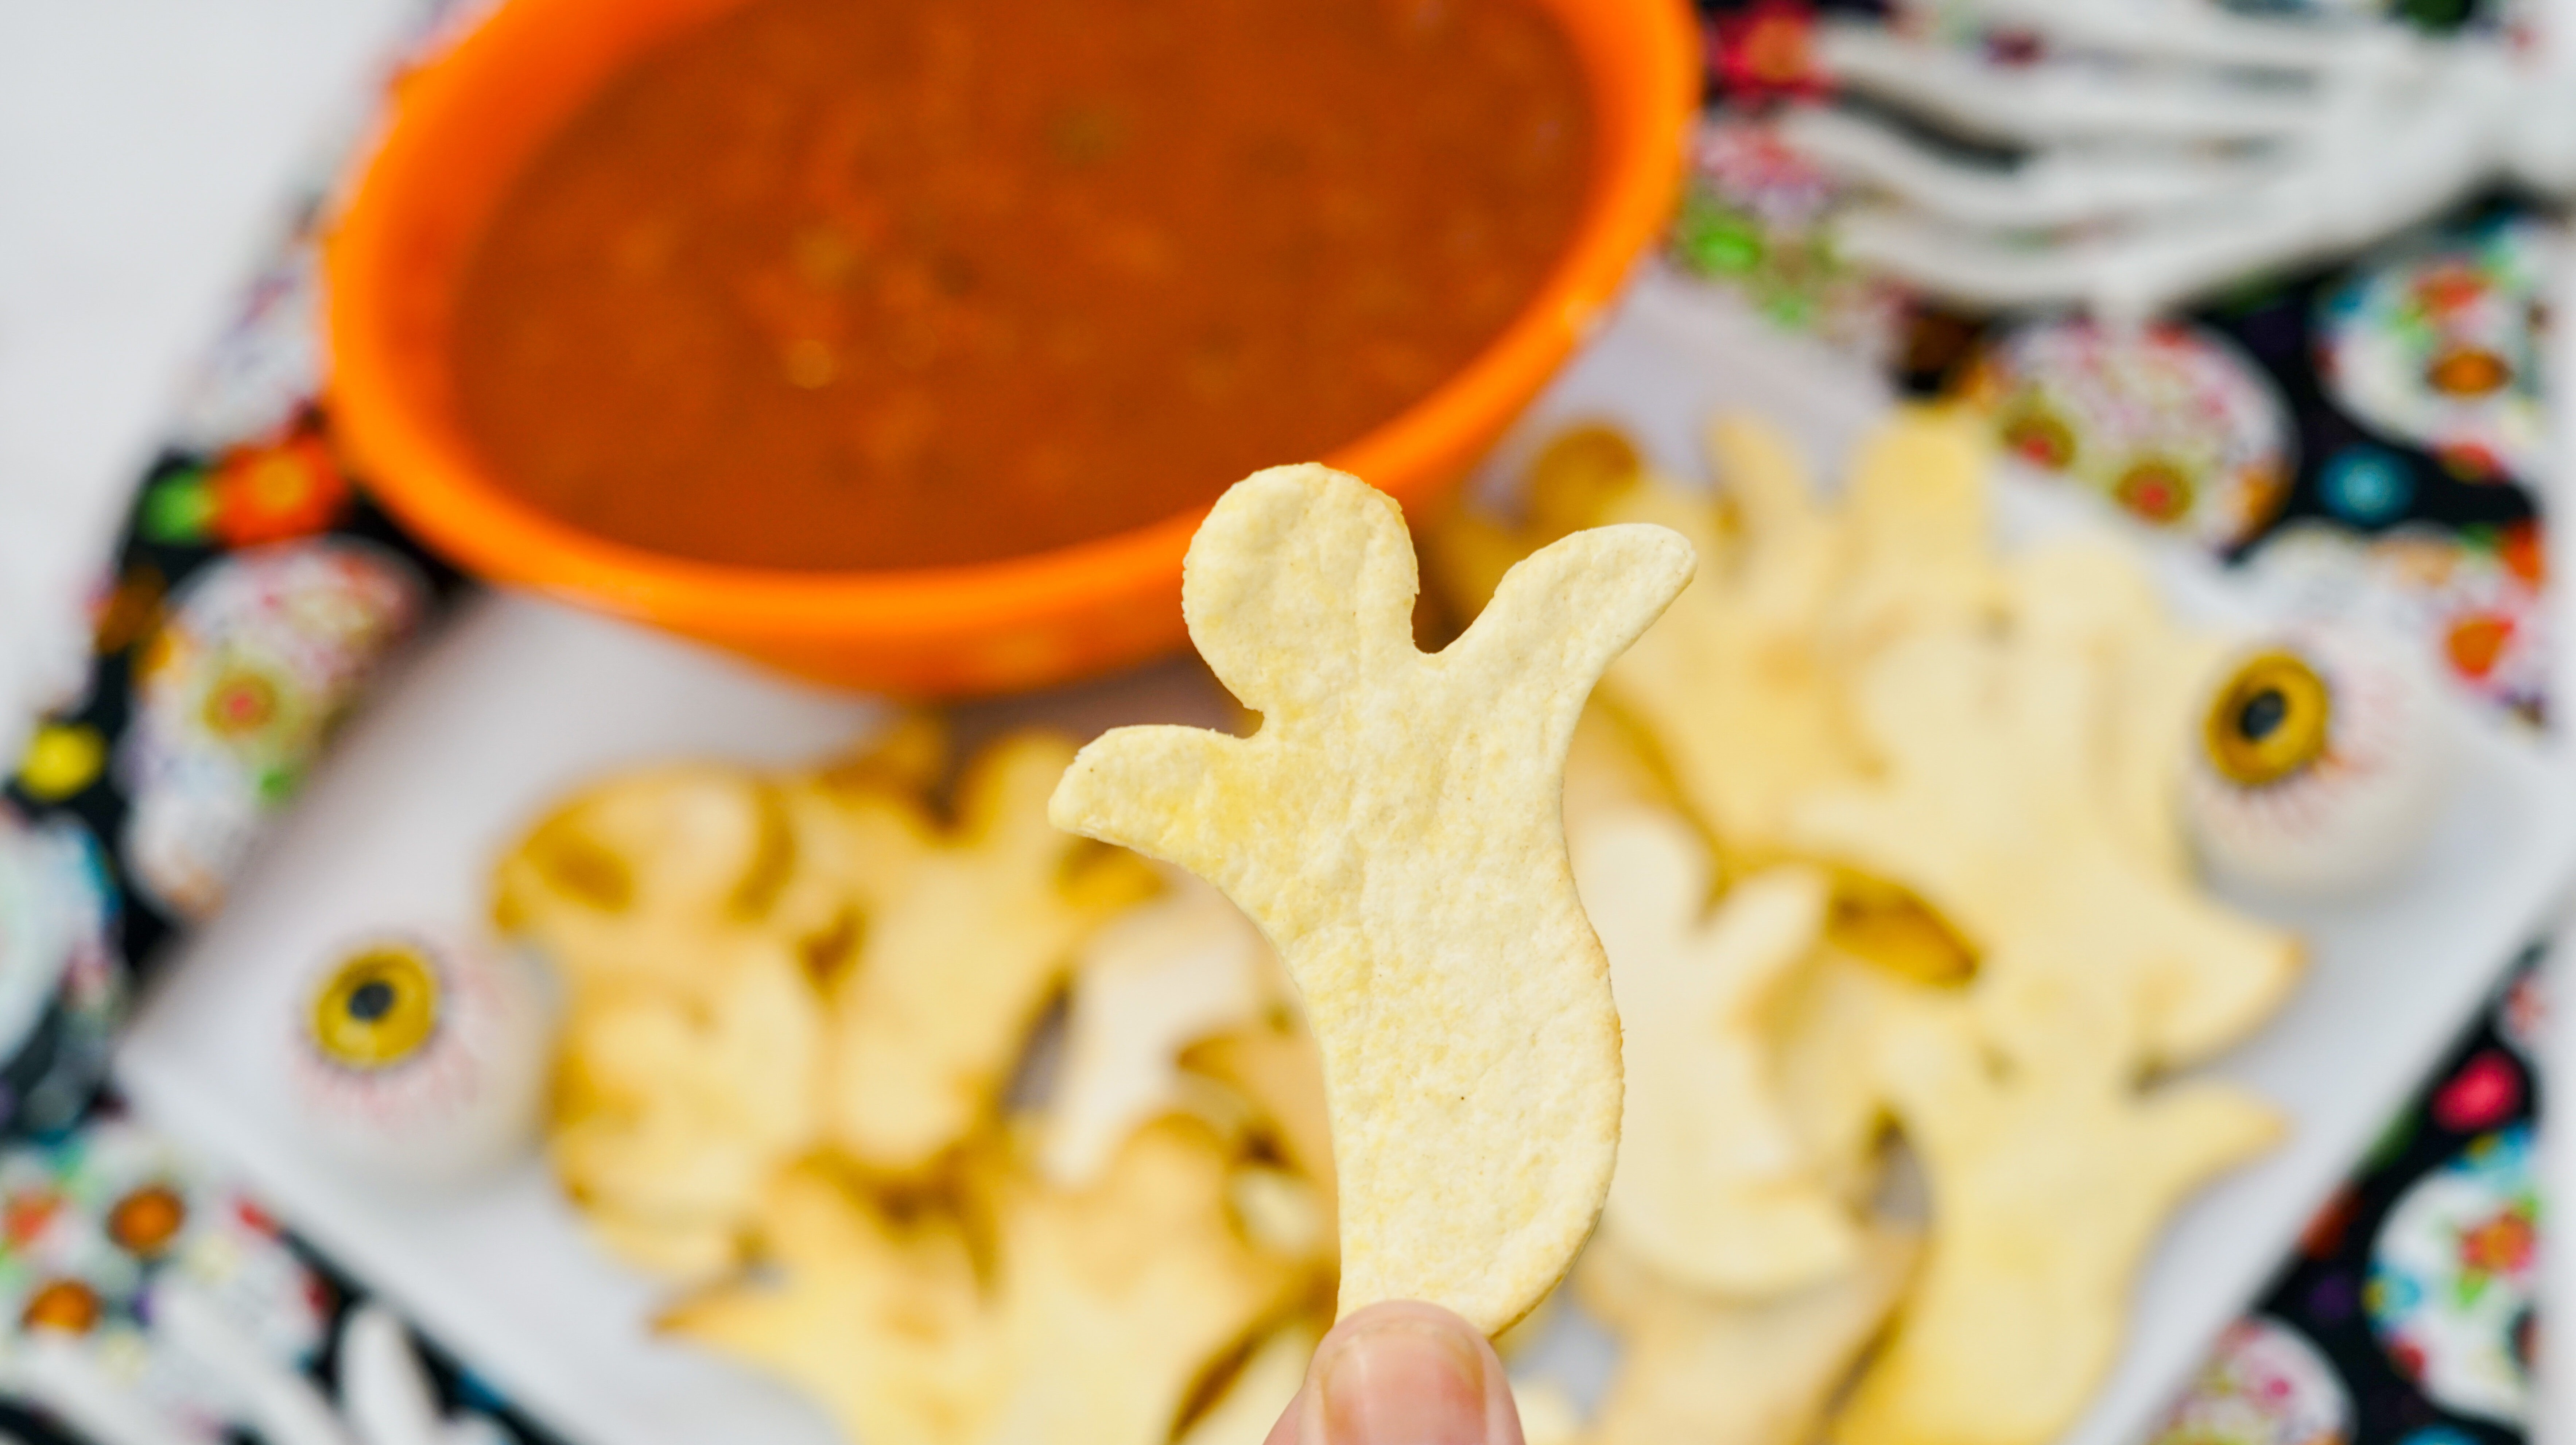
[
  {"xmin": 982, "ymin": 1119, "xmax": 1307, "ymax": 1445},
  {"xmin": 1041, "ymin": 875, "xmax": 1274, "ymax": 1186},
  {"xmin": 1576, "ymin": 810, "xmax": 1861, "ymax": 1296},
  {"xmin": 1051, "ymin": 464, "xmax": 1692, "ymax": 1333},
  {"xmin": 1833, "ymin": 983, "xmax": 2281, "ymax": 1445},
  {"xmin": 550, "ymin": 940, "xmax": 823, "ymax": 1272},
  {"xmin": 1182, "ymin": 1015, "xmax": 1338, "ymax": 1228},
  {"xmin": 1788, "ymin": 627, "xmax": 2301, "ymax": 1066},
  {"xmin": 661, "ymin": 1163, "xmax": 1000, "ymax": 1445},
  {"xmin": 496, "ymin": 766, "xmax": 793, "ymax": 993},
  {"xmin": 792, "ymin": 730, "xmax": 1158, "ymax": 1177},
  {"xmin": 2005, "ymin": 539, "xmax": 2230, "ymax": 880},
  {"xmin": 1580, "ymin": 1226, "xmax": 1917, "ymax": 1445},
  {"xmin": 1177, "ymin": 1314, "xmax": 1324, "ymax": 1445}
]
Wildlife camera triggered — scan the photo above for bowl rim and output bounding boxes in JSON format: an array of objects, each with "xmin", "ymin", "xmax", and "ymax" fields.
[{"xmin": 325, "ymin": 0, "xmax": 1701, "ymax": 640}]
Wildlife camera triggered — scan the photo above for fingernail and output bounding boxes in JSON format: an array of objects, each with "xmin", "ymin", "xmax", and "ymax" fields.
[{"xmin": 1313, "ymin": 1307, "xmax": 1499, "ymax": 1445}]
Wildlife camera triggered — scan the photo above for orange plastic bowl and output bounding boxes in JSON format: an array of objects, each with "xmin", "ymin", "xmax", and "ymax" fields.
[{"xmin": 327, "ymin": 0, "xmax": 1699, "ymax": 697}]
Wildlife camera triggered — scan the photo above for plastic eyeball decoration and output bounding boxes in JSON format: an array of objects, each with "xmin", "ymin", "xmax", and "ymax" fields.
[
  {"xmin": 290, "ymin": 932, "xmax": 552, "ymax": 1186},
  {"xmin": 2183, "ymin": 626, "xmax": 2454, "ymax": 897}
]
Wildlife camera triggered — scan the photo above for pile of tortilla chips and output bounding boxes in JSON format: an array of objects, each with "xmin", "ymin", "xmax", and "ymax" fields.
[
  {"xmin": 1426, "ymin": 409, "xmax": 2298, "ymax": 1445},
  {"xmin": 503, "ymin": 720, "xmax": 1336, "ymax": 1445},
  {"xmin": 501, "ymin": 407, "xmax": 2301, "ymax": 1445}
]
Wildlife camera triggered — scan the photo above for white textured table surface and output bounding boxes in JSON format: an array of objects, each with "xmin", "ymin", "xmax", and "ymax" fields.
[{"xmin": 0, "ymin": 0, "xmax": 412, "ymax": 754}]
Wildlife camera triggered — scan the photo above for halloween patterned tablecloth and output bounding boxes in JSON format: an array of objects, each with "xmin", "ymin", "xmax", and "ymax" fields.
[
  {"xmin": 2152, "ymin": 954, "xmax": 2546, "ymax": 1445},
  {"xmin": 0, "ymin": 0, "xmax": 2560, "ymax": 1439}
]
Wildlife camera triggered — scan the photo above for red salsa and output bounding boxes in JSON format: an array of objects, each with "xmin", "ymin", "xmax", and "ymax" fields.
[{"xmin": 448, "ymin": 0, "xmax": 1593, "ymax": 570}]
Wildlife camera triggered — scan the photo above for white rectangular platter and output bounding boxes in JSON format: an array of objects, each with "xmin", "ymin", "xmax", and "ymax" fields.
[{"xmin": 116, "ymin": 269, "xmax": 2576, "ymax": 1445}]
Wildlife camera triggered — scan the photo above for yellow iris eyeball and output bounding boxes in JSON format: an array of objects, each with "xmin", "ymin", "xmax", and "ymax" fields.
[
  {"xmin": 2201, "ymin": 650, "xmax": 2333, "ymax": 788},
  {"xmin": 292, "ymin": 931, "xmax": 554, "ymax": 1185},
  {"xmin": 310, "ymin": 942, "xmax": 442, "ymax": 1070},
  {"xmin": 2183, "ymin": 627, "xmax": 2453, "ymax": 896}
]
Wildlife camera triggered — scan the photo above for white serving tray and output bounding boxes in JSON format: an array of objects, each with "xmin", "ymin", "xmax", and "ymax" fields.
[{"xmin": 117, "ymin": 270, "xmax": 2576, "ymax": 1445}]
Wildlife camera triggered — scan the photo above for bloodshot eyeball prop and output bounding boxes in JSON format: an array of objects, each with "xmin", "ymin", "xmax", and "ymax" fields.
[
  {"xmin": 2184, "ymin": 627, "xmax": 2454, "ymax": 897},
  {"xmin": 290, "ymin": 932, "xmax": 551, "ymax": 1185}
]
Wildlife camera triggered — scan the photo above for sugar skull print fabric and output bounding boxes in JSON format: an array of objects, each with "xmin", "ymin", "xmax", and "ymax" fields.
[
  {"xmin": 1968, "ymin": 317, "xmax": 2297, "ymax": 549},
  {"xmin": 2316, "ymin": 218, "xmax": 2555, "ymax": 488},
  {"xmin": 117, "ymin": 539, "xmax": 428, "ymax": 921}
]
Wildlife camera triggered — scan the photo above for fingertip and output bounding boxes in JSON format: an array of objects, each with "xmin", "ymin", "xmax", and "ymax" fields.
[{"xmin": 1275, "ymin": 1301, "xmax": 1521, "ymax": 1445}]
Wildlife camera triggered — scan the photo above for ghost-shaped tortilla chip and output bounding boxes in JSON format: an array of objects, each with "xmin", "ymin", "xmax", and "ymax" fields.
[{"xmin": 1052, "ymin": 464, "xmax": 1692, "ymax": 1334}]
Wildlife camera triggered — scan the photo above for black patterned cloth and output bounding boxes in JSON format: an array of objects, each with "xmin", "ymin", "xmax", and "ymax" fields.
[{"xmin": 2155, "ymin": 954, "xmax": 2544, "ymax": 1445}]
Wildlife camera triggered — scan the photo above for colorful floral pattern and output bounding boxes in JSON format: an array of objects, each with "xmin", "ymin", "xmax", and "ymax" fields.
[
  {"xmin": 1667, "ymin": 115, "xmax": 1900, "ymax": 353},
  {"xmin": 0, "ymin": 1112, "xmax": 329, "ymax": 1440},
  {"xmin": 115, "ymin": 539, "xmax": 427, "ymax": 920},
  {"xmin": 2366, "ymin": 1126, "xmax": 2538, "ymax": 1426},
  {"xmin": 2, "ymin": 193, "xmax": 463, "ymax": 1144},
  {"xmin": 142, "ymin": 421, "xmax": 354, "ymax": 552},
  {"xmin": 2151, "ymin": 1316, "xmax": 2353, "ymax": 1445},
  {"xmin": 2167, "ymin": 949, "xmax": 2546, "ymax": 1445},
  {"xmin": 2430, "ymin": 1053, "xmax": 2522, "ymax": 1135},
  {"xmin": 1705, "ymin": 0, "xmax": 1828, "ymax": 104},
  {"xmin": 1965, "ymin": 317, "xmax": 2297, "ymax": 548},
  {"xmin": 2239, "ymin": 521, "xmax": 2548, "ymax": 721},
  {"xmin": 2316, "ymin": 218, "xmax": 2553, "ymax": 487}
]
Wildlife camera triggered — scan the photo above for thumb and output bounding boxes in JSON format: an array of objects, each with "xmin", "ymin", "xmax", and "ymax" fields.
[{"xmin": 1263, "ymin": 1301, "xmax": 1525, "ymax": 1445}]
